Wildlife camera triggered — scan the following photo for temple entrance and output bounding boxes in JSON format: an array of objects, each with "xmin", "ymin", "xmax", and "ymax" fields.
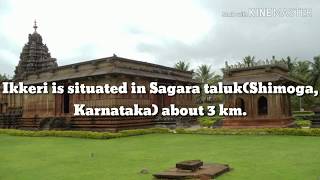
[
  {"xmin": 258, "ymin": 96, "xmax": 268, "ymax": 115},
  {"xmin": 235, "ymin": 97, "xmax": 245, "ymax": 112},
  {"xmin": 63, "ymin": 91, "xmax": 70, "ymax": 114},
  {"xmin": 155, "ymin": 94, "xmax": 164, "ymax": 108}
]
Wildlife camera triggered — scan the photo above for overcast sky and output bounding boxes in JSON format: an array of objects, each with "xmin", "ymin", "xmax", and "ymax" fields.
[{"xmin": 0, "ymin": 0, "xmax": 319, "ymax": 76}]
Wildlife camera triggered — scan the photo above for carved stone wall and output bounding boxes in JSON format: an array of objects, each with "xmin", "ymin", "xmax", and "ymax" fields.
[{"xmin": 222, "ymin": 63, "xmax": 295, "ymax": 128}]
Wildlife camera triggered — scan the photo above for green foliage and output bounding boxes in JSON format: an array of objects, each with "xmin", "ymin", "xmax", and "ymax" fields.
[
  {"xmin": 175, "ymin": 128, "xmax": 320, "ymax": 136},
  {"xmin": 292, "ymin": 61, "xmax": 311, "ymax": 82},
  {"xmin": 281, "ymin": 56, "xmax": 320, "ymax": 110},
  {"xmin": 198, "ymin": 116, "xmax": 214, "ymax": 127},
  {"xmin": 282, "ymin": 56, "xmax": 296, "ymax": 74},
  {"xmin": 119, "ymin": 128, "xmax": 170, "ymax": 136},
  {"xmin": 295, "ymin": 119, "xmax": 311, "ymax": 128},
  {"xmin": 1, "ymin": 133, "xmax": 320, "ymax": 180},
  {"xmin": 174, "ymin": 61, "xmax": 191, "ymax": 71},
  {"xmin": 198, "ymin": 116, "xmax": 223, "ymax": 127},
  {"xmin": 309, "ymin": 55, "xmax": 320, "ymax": 87},
  {"xmin": 243, "ymin": 55, "xmax": 255, "ymax": 66},
  {"xmin": 0, "ymin": 128, "xmax": 170, "ymax": 139},
  {"xmin": 3, "ymin": 127, "xmax": 320, "ymax": 139},
  {"xmin": 195, "ymin": 64, "xmax": 213, "ymax": 84},
  {"xmin": 194, "ymin": 65, "xmax": 222, "ymax": 103},
  {"xmin": 0, "ymin": 74, "xmax": 9, "ymax": 81},
  {"xmin": 236, "ymin": 55, "xmax": 320, "ymax": 111}
]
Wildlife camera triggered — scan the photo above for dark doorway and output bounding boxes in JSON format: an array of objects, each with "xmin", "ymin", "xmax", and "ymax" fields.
[
  {"xmin": 156, "ymin": 94, "xmax": 165, "ymax": 108},
  {"xmin": 235, "ymin": 97, "xmax": 245, "ymax": 112},
  {"xmin": 63, "ymin": 91, "xmax": 70, "ymax": 114},
  {"xmin": 258, "ymin": 96, "xmax": 268, "ymax": 115}
]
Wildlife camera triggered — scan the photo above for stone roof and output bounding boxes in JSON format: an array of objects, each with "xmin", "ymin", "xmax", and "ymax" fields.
[
  {"xmin": 223, "ymin": 73, "xmax": 302, "ymax": 85},
  {"xmin": 223, "ymin": 60, "xmax": 289, "ymax": 73},
  {"xmin": 22, "ymin": 56, "xmax": 196, "ymax": 85},
  {"xmin": 223, "ymin": 60, "xmax": 302, "ymax": 85}
]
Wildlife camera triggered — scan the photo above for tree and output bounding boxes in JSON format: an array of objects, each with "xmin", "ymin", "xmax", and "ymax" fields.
[
  {"xmin": 208, "ymin": 74, "xmax": 222, "ymax": 85},
  {"xmin": 288, "ymin": 56, "xmax": 320, "ymax": 111},
  {"xmin": 292, "ymin": 61, "xmax": 310, "ymax": 82},
  {"xmin": 289, "ymin": 60, "xmax": 311, "ymax": 111},
  {"xmin": 194, "ymin": 65, "xmax": 221, "ymax": 103},
  {"xmin": 174, "ymin": 61, "xmax": 190, "ymax": 71},
  {"xmin": 283, "ymin": 56, "xmax": 296, "ymax": 73},
  {"xmin": 195, "ymin": 65, "xmax": 214, "ymax": 84},
  {"xmin": 298, "ymin": 56, "xmax": 320, "ymax": 110},
  {"xmin": 0, "ymin": 74, "xmax": 9, "ymax": 81},
  {"xmin": 242, "ymin": 56, "xmax": 255, "ymax": 66},
  {"xmin": 309, "ymin": 55, "xmax": 320, "ymax": 88}
]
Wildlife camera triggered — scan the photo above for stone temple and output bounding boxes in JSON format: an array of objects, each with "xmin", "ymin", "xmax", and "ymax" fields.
[
  {"xmin": 0, "ymin": 22, "xmax": 196, "ymax": 131},
  {"xmin": 0, "ymin": 22, "xmax": 299, "ymax": 131},
  {"xmin": 222, "ymin": 61, "xmax": 299, "ymax": 128}
]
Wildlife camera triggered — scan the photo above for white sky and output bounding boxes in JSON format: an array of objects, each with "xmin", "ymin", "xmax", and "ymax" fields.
[{"xmin": 0, "ymin": 0, "xmax": 319, "ymax": 76}]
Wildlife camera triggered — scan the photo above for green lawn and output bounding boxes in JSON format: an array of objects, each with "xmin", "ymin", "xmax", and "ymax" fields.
[{"xmin": 0, "ymin": 134, "xmax": 320, "ymax": 180}]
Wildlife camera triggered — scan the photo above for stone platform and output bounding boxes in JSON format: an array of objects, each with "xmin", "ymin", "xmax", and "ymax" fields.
[
  {"xmin": 222, "ymin": 118, "xmax": 294, "ymax": 128},
  {"xmin": 153, "ymin": 160, "xmax": 230, "ymax": 179}
]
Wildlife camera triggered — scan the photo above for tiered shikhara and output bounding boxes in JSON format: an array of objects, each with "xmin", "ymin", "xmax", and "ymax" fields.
[{"xmin": 14, "ymin": 21, "xmax": 57, "ymax": 80}]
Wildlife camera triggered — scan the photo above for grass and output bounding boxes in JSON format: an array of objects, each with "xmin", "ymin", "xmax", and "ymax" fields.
[{"xmin": 0, "ymin": 134, "xmax": 320, "ymax": 180}]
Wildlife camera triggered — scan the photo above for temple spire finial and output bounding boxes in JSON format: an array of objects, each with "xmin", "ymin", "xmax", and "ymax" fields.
[{"xmin": 33, "ymin": 20, "xmax": 38, "ymax": 32}]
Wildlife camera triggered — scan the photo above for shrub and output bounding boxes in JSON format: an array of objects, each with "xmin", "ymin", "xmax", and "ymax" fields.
[
  {"xmin": 2, "ymin": 127, "xmax": 320, "ymax": 139},
  {"xmin": 0, "ymin": 128, "xmax": 171, "ymax": 139},
  {"xmin": 119, "ymin": 128, "xmax": 170, "ymax": 137},
  {"xmin": 175, "ymin": 128, "xmax": 320, "ymax": 136},
  {"xmin": 295, "ymin": 119, "xmax": 311, "ymax": 128},
  {"xmin": 198, "ymin": 116, "xmax": 223, "ymax": 128}
]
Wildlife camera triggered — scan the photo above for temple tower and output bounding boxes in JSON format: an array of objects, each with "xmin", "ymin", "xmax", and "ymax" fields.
[{"xmin": 14, "ymin": 21, "xmax": 58, "ymax": 80}]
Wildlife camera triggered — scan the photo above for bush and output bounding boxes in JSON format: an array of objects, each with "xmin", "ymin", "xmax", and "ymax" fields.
[
  {"xmin": 198, "ymin": 116, "xmax": 223, "ymax": 128},
  {"xmin": 295, "ymin": 119, "xmax": 311, "ymax": 128},
  {"xmin": 119, "ymin": 128, "xmax": 170, "ymax": 137},
  {"xmin": 175, "ymin": 128, "xmax": 320, "ymax": 136},
  {"xmin": 0, "ymin": 128, "xmax": 171, "ymax": 139},
  {"xmin": 2, "ymin": 127, "xmax": 320, "ymax": 139}
]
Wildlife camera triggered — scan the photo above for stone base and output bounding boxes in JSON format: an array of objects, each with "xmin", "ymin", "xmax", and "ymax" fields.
[
  {"xmin": 153, "ymin": 163, "xmax": 230, "ymax": 179},
  {"xmin": 311, "ymin": 116, "xmax": 320, "ymax": 128},
  {"xmin": 222, "ymin": 118, "xmax": 294, "ymax": 128}
]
